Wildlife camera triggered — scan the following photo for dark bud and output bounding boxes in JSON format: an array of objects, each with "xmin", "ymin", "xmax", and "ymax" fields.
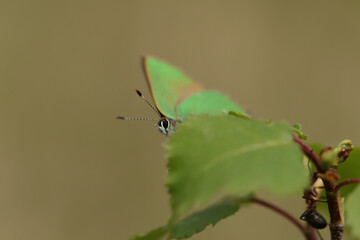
[{"xmin": 300, "ymin": 209, "xmax": 327, "ymax": 229}]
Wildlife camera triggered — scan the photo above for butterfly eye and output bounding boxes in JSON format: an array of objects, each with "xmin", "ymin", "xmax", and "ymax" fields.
[{"xmin": 160, "ymin": 118, "xmax": 169, "ymax": 129}]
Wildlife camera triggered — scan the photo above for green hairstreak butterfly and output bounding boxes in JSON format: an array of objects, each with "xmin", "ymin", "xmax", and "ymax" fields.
[{"xmin": 116, "ymin": 56, "xmax": 248, "ymax": 135}]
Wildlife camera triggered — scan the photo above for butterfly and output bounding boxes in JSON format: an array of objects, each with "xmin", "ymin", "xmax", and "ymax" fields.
[{"xmin": 116, "ymin": 56, "xmax": 248, "ymax": 135}]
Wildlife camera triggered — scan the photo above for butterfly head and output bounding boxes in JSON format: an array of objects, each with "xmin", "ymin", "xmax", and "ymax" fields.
[
  {"xmin": 156, "ymin": 118, "xmax": 176, "ymax": 136},
  {"xmin": 116, "ymin": 89, "xmax": 180, "ymax": 136}
]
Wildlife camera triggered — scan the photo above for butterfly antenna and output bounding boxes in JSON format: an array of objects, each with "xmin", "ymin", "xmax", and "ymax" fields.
[
  {"xmin": 115, "ymin": 116, "xmax": 158, "ymax": 121},
  {"xmin": 135, "ymin": 89, "xmax": 162, "ymax": 117}
]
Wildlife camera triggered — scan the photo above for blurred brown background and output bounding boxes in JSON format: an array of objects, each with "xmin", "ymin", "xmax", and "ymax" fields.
[{"xmin": 1, "ymin": 1, "xmax": 359, "ymax": 239}]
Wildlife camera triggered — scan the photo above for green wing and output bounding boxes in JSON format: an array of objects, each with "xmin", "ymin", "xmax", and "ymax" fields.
[
  {"xmin": 176, "ymin": 90, "xmax": 248, "ymax": 117},
  {"xmin": 143, "ymin": 56, "xmax": 248, "ymax": 119},
  {"xmin": 143, "ymin": 56, "xmax": 202, "ymax": 119}
]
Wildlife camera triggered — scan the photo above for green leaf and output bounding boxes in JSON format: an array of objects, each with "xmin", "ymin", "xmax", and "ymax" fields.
[
  {"xmin": 292, "ymin": 123, "xmax": 308, "ymax": 140},
  {"xmin": 129, "ymin": 196, "xmax": 250, "ymax": 240},
  {"xmin": 170, "ymin": 196, "xmax": 249, "ymax": 239},
  {"xmin": 129, "ymin": 226, "xmax": 167, "ymax": 240},
  {"xmin": 346, "ymin": 185, "xmax": 360, "ymax": 239},
  {"xmin": 167, "ymin": 114, "xmax": 308, "ymax": 215},
  {"xmin": 337, "ymin": 147, "xmax": 360, "ymax": 197}
]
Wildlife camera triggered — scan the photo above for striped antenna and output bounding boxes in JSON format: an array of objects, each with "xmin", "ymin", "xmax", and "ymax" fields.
[
  {"xmin": 135, "ymin": 89, "xmax": 162, "ymax": 117},
  {"xmin": 115, "ymin": 89, "xmax": 161, "ymax": 121},
  {"xmin": 115, "ymin": 116, "xmax": 158, "ymax": 121}
]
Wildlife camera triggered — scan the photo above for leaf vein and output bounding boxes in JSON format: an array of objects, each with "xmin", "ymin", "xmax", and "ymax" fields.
[{"xmin": 203, "ymin": 139, "xmax": 291, "ymax": 172}]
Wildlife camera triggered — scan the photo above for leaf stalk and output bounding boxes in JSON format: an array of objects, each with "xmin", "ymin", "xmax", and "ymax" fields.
[
  {"xmin": 293, "ymin": 136, "xmax": 324, "ymax": 173},
  {"xmin": 334, "ymin": 178, "xmax": 360, "ymax": 192},
  {"xmin": 251, "ymin": 197, "xmax": 317, "ymax": 240}
]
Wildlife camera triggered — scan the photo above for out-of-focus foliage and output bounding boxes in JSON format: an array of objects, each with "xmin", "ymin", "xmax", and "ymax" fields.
[{"xmin": 346, "ymin": 185, "xmax": 360, "ymax": 239}]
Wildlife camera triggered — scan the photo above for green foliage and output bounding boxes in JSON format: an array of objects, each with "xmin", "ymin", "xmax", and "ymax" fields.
[
  {"xmin": 334, "ymin": 139, "xmax": 354, "ymax": 163},
  {"xmin": 129, "ymin": 114, "xmax": 310, "ymax": 239},
  {"xmin": 320, "ymin": 139, "xmax": 354, "ymax": 170},
  {"xmin": 170, "ymin": 196, "xmax": 249, "ymax": 239},
  {"xmin": 130, "ymin": 115, "xmax": 360, "ymax": 239},
  {"xmin": 346, "ymin": 185, "xmax": 360, "ymax": 239},
  {"xmin": 320, "ymin": 148, "xmax": 340, "ymax": 170},
  {"xmin": 130, "ymin": 226, "xmax": 167, "ymax": 240},
  {"xmin": 337, "ymin": 147, "xmax": 360, "ymax": 196},
  {"xmin": 292, "ymin": 123, "xmax": 308, "ymax": 140},
  {"xmin": 129, "ymin": 197, "xmax": 250, "ymax": 240},
  {"xmin": 309, "ymin": 143, "xmax": 360, "ymax": 197},
  {"xmin": 309, "ymin": 143, "xmax": 360, "ymax": 238},
  {"xmin": 127, "ymin": 56, "xmax": 359, "ymax": 239},
  {"xmin": 167, "ymin": 114, "xmax": 308, "ymax": 216}
]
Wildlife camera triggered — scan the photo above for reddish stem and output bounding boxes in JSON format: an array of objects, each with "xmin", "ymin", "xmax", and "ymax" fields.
[
  {"xmin": 293, "ymin": 135, "xmax": 324, "ymax": 173},
  {"xmin": 251, "ymin": 197, "xmax": 314, "ymax": 239},
  {"xmin": 322, "ymin": 178, "xmax": 344, "ymax": 240},
  {"xmin": 334, "ymin": 178, "xmax": 360, "ymax": 192},
  {"xmin": 293, "ymin": 135, "xmax": 351, "ymax": 239},
  {"xmin": 305, "ymin": 224, "xmax": 317, "ymax": 240}
]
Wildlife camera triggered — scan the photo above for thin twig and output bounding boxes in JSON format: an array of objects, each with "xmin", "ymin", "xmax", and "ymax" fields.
[
  {"xmin": 251, "ymin": 197, "xmax": 313, "ymax": 239},
  {"xmin": 334, "ymin": 178, "xmax": 360, "ymax": 192},
  {"xmin": 293, "ymin": 135, "xmax": 324, "ymax": 173}
]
